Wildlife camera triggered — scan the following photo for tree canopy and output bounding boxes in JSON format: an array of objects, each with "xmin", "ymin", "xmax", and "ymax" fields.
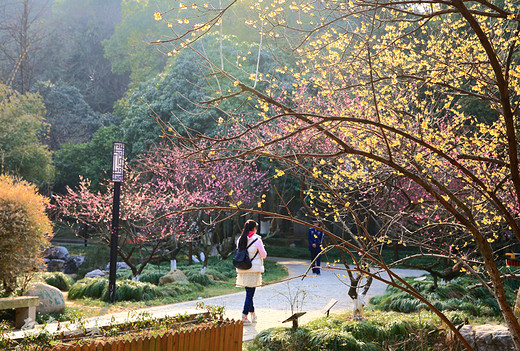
[
  {"xmin": 154, "ymin": 0, "xmax": 520, "ymax": 349},
  {"xmin": 0, "ymin": 83, "xmax": 53, "ymax": 187}
]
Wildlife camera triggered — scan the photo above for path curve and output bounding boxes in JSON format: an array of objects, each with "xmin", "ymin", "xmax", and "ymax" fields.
[
  {"xmin": 141, "ymin": 257, "xmax": 425, "ymax": 341},
  {"xmin": 10, "ymin": 257, "xmax": 425, "ymax": 342}
]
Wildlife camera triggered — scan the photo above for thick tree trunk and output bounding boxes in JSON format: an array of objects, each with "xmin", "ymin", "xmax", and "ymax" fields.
[{"xmin": 515, "ymin": 288, "xmax": 520, "ymax": 320}]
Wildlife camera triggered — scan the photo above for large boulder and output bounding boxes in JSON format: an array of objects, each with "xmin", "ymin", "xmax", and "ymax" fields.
[
  {"xmin": 458, "ymin": 324, "xmax": 515, "ymax": 351},
  {"xmin": 24, "ymin": 283, "xmax": 65, "ymax": 315},
  {"xmin": 44, "ymin": 246, "xmax": 70, "ymax": 260},
  {"xmin": 105, "ymin": 262, "xmax": 131, "ymax": 271},
  {"xmin": 159, "ymin": 270, "xmax": 189, "ymax": 285},
  {"xmin": 84, "ymin": 269, "xmax": 107, "ymax": 278},
  {"xmin": 64, "ymin": 255, "xmax": 85, "ymax": 274}
]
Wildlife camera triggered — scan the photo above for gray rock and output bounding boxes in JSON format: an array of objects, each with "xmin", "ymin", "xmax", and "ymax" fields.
[
  {"xmin": 64, "ymin": 255, "xmax": 85, "ymax": 274},
  {"xmin": 458, "ymin": 324, "xmax": 514, "ymax": 351},
  {"xmin": 44, "ymin": 246, "xmax": 70, "ymax": 260},
  {"xmin": 105, "ymin": 262, "xmax": 131, "ymax": 271},
  {"xmin": 46, "ymin": 259, "xmax": 66, "ymax": 272},
  {"xmin": 24, "ymin": 283, "xmax": 65, "ymax": 315},
  {"xmin": 85, "ymin": 269, "xmax": 107, "ymax": 278},
  {"xmin": 159, "ymin": 270, "xmax": 189, "ymax": 285}
]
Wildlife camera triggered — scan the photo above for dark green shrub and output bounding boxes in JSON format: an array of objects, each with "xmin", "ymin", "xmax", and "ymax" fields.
[
  {"xmin": 68, "ymin": 278, "xmax": 107, "ymax": 299},
  {"xmin": 43, "ymin": 272, "xmax": 73, "ymax": 291},
  {"xmin": 68, "ymin": 277, "xmax": 203, "ymax": 302},
  {"xmin": 139, "ymin": 272, "xmax": 165, "ymax": 285},
  {"xmin": 369, "ymin": 274, "xmax": 515, "ymax": 317},
  {"xmin": 185, "ymin": 271, "xmax": 213, "ymax": 286},
  {"xmin": 115, "ymin": 270, "xmax": 133, "ymax": 280},
  {"xmin": 247, "ymin": 312, "xmax": 437, "ymax": 351}
]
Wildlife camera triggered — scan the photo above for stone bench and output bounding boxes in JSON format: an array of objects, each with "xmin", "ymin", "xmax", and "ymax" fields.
[{"xmin": 0, "ymin": 296, "xmax": 39, "ymax": 329}]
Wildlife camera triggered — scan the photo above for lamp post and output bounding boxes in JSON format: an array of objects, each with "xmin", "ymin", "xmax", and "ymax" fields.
[{"xmin": 109, "ymin": 142, "xmax": 125, "ymax": 303}]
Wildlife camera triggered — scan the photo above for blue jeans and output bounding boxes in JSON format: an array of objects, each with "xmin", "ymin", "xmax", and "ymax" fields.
[
  {"xmin": 243, "ymin": 287, "xmax": 256, "ymax": 315},
  {"xmin": 310, "ymin": 248, "xmax": 321, "ymax": 273}
]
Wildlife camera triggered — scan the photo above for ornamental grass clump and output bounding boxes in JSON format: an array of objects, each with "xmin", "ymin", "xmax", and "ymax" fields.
[
  {"xmin": 43, "ymin": 272, "xmax": 74, "ymax": 291},
  {"xmin": 247, "ymin": 311, "xmax": 445, "ymax": 351},
  {"xmin": 68, "ymin": 277, "xmax": 202, "ymax": 302},
  {"xmin": 138, "ymin": 272, "xmax": 165, "ymax": 285},
  {"xmin": 369, "ymin": 275, "xmax": 517, "ymax": 318}
]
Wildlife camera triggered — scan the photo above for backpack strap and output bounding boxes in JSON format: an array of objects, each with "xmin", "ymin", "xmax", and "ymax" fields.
[
  {"xmin": 247, "ymin": 238, "xmax": 259, "ymax": 262},
  {"xmin": 246, "ymin": 238, "xmax": 258, "ymax": 249}
]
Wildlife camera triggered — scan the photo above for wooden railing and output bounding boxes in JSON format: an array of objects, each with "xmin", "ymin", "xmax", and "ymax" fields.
[{"xmin": 51, "ymin": 319, "xmax": 243, "ymax": 351}]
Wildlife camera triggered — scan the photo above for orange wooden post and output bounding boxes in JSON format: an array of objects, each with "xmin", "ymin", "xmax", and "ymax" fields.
[
  {"xmin": 191, "ymin": 328, "xmax": 201, "ymax": 351},
  {"xmin": 184, "ymin": 330, "xmax": 195, "ymax": 351},
  {"xmin": 201, "ymin": 327, "xmax": 210, "ymax": 351},
  {"xmin": 217, "ymin": 323, "xmax": 224, "ymax": 351},
  {"xmin": 210, "ymin": 324, "xmax": 217, "ymax": 350},
  {"xmin": 229, "ymin": 321, "xmax": 236, "ymax": 350},
  {"xmin": 178, "ymin": 331, "xmax": 186, "ymax": 351},
  {"xmin": 237, "ymin": 320, "xmax": 244, "ymax": 350},
  {"xmin": 166, "ymin": 332, "xmax": 174, "ymax": 351},
  {"xmin": 172, "ymin": 332, "xmax": 179, "ymax": 351}
]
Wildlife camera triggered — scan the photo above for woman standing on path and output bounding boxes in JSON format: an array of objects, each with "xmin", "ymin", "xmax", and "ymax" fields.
[{"xmin": 236, "ymin": 219, "xmax": 267, "ymax": 325}]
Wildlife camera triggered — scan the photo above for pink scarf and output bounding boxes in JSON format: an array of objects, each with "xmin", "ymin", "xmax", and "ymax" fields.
[{"xmin": 247, "ymin": 231, "xmax": 255, "ymax": 238}]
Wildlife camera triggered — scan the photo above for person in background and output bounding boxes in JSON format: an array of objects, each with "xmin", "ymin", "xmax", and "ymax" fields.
[
  {"xmin": 308, "ymin": 219, "xmax": 324, "ymax": 275},
  {"xmin": 235, "ymin": 219, "xmax": 267, "ymax": 325}
]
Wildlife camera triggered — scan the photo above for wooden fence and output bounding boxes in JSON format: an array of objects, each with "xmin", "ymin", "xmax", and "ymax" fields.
[{"xmin": 51, "ymin": 319, "xmax": 243, "ymax": 351}]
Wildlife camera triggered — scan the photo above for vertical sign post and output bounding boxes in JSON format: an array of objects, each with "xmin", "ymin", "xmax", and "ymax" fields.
[{"xmin": 109, "ymin": 142, "xmax": 125, "ymax": 303}]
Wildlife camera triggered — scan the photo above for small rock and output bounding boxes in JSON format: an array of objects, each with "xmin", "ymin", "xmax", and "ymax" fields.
[
  {"xmin": 85, "ymin": 269, "xmax": 107, "ymax": 278},
  {"xmin": 105, "ymin": 262, "xmax": 131, "ymax": 271},
  {"xmin": 64, "ymin": 255, "xmax": 85, "ymax": 274},
  {"xmin": 24, "ymin": 283, "xmax": 65, "ymax": 315}
]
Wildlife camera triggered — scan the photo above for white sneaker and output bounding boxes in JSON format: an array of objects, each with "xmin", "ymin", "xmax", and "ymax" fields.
[{"xmin": 242, "ymin": 315, "xmax": 252, "ymax": 325}]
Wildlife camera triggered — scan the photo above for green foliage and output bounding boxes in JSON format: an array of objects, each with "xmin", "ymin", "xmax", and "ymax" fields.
[
  {"xmin": 115, "ymin": 34, "xmax": 285, "ymax": 158},
  {"xmin": 68, "ymin": 277, "xmax": 201, "ymax": 302},
  {"xmin": 43, "ymin": 272, "xmax": 74, "ymax": 292},
  {"xmin": 139, "ymin": 272, "xmax": 165, "ymax": 285},
  {"xmin": 66, "ymin": 243, "xmax": 111, "ymax": 278},
  {"xmin": 34, "ymin": 81, "xmax": 107, "ymax": 150},
  {"xmin": 103, "ymin": 0, "xmax": 173, "ymax": 85},
  {"xmin": 69, "ymin": 278, "xmax": 107, "ymax": 300},
  {"xmin": 0, "ymin": 175, "xmax": 53, "ymax": 295},
  {"xmin": 369, "ymin": 275, "xmax": 514, "ymax": 318},
  {"xmin": 185, "ymin": 271, "xmax": 214, "ymax": 286},
  {"xmin": 0, "ymin": 84, "xmax": 53, "ymax": 186},
  {"xmin": 36, "ymin": 307, "xmax": 84, "ymax": 324},
  {"xmin": 246, "ymin": 311, "xmax": 443, "ymax": 351},
  {"xmin": 38, "ymin": 0, "xmax": 128, "ymax": 113},
  {"xmin": 53, "ymin": 124, "xmax": 122, "ymax": 193}
]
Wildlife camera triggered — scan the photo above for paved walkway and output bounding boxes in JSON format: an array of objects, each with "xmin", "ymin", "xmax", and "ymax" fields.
[{"xmin": 11, "ymin": 258, "xmax": 425, "ymax": 342}]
